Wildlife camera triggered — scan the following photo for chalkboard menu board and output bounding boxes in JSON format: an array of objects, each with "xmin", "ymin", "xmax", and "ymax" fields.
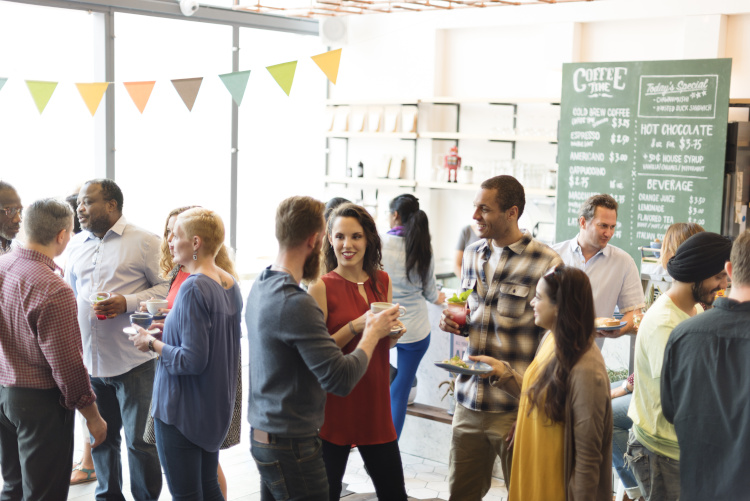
[{"xmin": 556, "ymin": 59, "xmax": 732, "ymax": 264}]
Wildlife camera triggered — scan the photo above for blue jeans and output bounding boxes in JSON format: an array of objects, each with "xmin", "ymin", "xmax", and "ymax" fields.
[
  {"xmin": 625, "ymin": 430, "xmax": 680, "ymax": 501},
  {"xmin": 250, "ymin": 430, "xmax": 328, "ymax": 501},
  {"xmin": 154, "ymin": 418, "xmax": 223, "ymax": 500},
  {"xmin": 0, "ymin": 386, "xmax": 74, "ymax": 501},
  {"xmin": 390, "ymin": 333, "xmax": 430, "ymax": 438},
  {"xmin": 611, "ymin": 381, "xmax": 640, "ymax": 495},
  {"xmin": 90, "ymin": 359, "xmax": 162, "ymax": 501}
]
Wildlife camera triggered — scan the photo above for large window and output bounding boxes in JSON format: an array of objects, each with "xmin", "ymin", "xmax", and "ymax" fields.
[
  {"xmin": 235, "ymin": 28, "xmax": 327, "ymax": 271},
  {"xmin": 0, "ymin": 2, "xmax": 97, "ymax": 205},
  {"xmin": 114, "ymin": 13, "xmax": 233, "ymax": 238}
]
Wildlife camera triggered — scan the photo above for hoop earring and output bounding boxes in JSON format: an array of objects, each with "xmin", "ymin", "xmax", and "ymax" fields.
[{"xmin": 193, "ymin": 251, "xmax": 198, "ymax": 261}]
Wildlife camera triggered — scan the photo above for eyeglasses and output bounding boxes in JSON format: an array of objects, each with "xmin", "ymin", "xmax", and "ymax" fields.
[{"xmin": 0, "ymin": 207, "xmax": 22, "ymax": 217}]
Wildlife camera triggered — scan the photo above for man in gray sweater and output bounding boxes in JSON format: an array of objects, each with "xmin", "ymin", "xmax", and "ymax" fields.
[{"xmin": 246, "ymin": 195, "xmax": 400, "ymax": 501}]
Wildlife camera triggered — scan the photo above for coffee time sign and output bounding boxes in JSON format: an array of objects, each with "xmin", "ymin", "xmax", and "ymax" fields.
[{"xmin": 556, "ymin": 59, "xmax": 732, "ymax": 265}]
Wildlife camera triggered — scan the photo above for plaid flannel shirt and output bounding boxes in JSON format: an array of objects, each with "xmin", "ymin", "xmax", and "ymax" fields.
[
  {"xmin": 457, "ymin": 231, "xmax": 562, "ymax": 412},
  {"xmin": 0, "ymin": 248, "xmax": 96, "ymax": 410}
]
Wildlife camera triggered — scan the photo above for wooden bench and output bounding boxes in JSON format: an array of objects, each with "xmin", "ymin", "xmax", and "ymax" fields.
[{"xmin": 405, "ymin": 402, "xmax": 453, "ymax": 425}]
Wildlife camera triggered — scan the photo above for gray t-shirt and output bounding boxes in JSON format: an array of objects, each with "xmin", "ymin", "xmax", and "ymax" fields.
[
  {"xmin": 245, "ymin": 268, "xmax": 368, "ymax": 437},
  {"xmin": 456, "ymin": 225, "xmax": 480, "ymax": 251}
]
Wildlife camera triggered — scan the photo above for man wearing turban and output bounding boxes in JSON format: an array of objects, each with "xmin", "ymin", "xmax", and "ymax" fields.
[{"xmin": 624, "ymin": 232, "xmax": 731, "ymax": 501}]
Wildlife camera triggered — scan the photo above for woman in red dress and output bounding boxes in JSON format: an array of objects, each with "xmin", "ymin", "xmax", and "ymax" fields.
[{"xmin": 308, "ymin": 203, "xmax": 408, "ymax": 501}]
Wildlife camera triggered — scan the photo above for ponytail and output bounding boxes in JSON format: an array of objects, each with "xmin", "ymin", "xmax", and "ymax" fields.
[{"xmin": 390, "ymin": 194, "xmax": 433, "ymax": 285}]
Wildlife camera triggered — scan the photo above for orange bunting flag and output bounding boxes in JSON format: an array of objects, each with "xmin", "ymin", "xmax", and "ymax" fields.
[
  {"xmin": 75, "ymin": 82, "xmax": 110, "ymax": 116},
  {"xmin": 123, "ymin": 81, "xmax": 156, "ymax": 114},
  {"xmin": 171, "ymin": 77, "xmax": 203, "ymax": 111},
  {"xmin": 311, "ymin": 49, "xmax": 342, "ymax": 85}
]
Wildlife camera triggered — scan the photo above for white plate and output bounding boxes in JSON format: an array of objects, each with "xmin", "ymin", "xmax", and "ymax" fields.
[
  {"xmin": 434, "ymin": 361, "xmax": 493, "ymax": 376},
  {"xmin": 596, "ymin": 321, "xmax": 627, "ymax": 331},
  {"xmin": 123, "ymin": 327, "xmax": 160, "ymax": 336}
]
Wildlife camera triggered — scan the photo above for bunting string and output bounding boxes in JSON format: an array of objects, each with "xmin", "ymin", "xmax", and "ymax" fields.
[{"xmin": 2, "ymin": 48, "xmax": 341, "ymax": 115}]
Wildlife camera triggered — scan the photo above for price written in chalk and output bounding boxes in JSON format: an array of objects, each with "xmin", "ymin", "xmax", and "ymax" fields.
[
  {"xmin": 644, "ymin": 153, "xmax": 662, "ymax": 162},
  {"xmin": 611, "ymin": 118, "xmax": 630, "ymax": 129},
  {"xmin": 568, "ymin": 175, "xmax": 590, "ymax": 189},
  {"xmin": 688, "ymin": 217, "xmax": 706, "ymax": 225},
  {"xmin": 679, "ymin": 138, "xmax": 703, "ymax": 151},
  {"xmin": 689, "ymin": 196, "xmax": 706, "ymax": 205},
  {"xmin": 688, "ymin": 207, "xmax": 705, "ymax": 216},
  {"xmin": 610, "ymin": 152, "xmax": 629, "ymax": 163},
  {"xmin": 611, "ymin": 133, "xmax": 630, "ymax": 145}
]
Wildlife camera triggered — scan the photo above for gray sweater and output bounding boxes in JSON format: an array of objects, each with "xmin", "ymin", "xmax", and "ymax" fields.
[{"xmin": 245, "ymin": 268, "xmax": 369, "ymax": 437}]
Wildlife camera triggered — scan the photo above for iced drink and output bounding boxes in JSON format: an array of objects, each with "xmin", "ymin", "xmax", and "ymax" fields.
[{"xmin": 447, "ymin": 301, "xmax": 469, "ymax": 337}]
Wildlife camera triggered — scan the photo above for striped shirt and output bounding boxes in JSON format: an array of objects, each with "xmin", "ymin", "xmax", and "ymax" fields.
[
  {"xmin": 457, "ymin": 231, "xmax": 562, "ymax": 412},
  {"xmin": 0, "ymin": 248, "xmax": 96, "ymax": 410}
]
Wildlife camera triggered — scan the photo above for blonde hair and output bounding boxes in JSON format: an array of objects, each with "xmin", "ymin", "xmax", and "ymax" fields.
[
  {"xmin": 159, "ymin": 206, "xmax": 198, "ymax": 278},
  {"xmin": 176, "ymin": 207, "xmax": 238, "ymax": 279},
  {"xmin": 660, "ymin": 222, "xmax": 705, "ymax": 268}
]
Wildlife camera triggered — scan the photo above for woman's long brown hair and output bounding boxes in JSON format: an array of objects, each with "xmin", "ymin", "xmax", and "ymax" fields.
[
  {"xmin": 323, "ymin": 203, "xmax": 385, "ymax": 301},
  {"xmin": 525, "ymin": 266, "xmax": 595, "ymax": 423}
]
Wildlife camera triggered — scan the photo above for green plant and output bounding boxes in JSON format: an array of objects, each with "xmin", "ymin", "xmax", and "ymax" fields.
[{"xmin": 607, "ymin": 367, "xmax": 629, "ymax": 383}]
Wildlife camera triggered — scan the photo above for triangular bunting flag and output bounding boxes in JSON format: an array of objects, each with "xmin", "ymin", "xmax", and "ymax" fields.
[
  {"xmin": 311, "ymin": 49, "xmax": 342, "ymax": 85},
  {"xmin": 171, "ymin": 77, "xmax": 203, "ymax": 111},
  {"xmin": 75, "ymin": 82, "xmax": 110, "ymax": 116},
  {"xmin": 123, "ymin": 81, "xmax": 156, "ymax": 114},
  {"xmin": 266, "ymin": 61, "xmax": 297, "ymax": 96},
  {"xmin": 219, "ymin": 70, "xmax": 251, "ymax": 106},
  {"xmin": 0, "ymin": 78, "xmax": 7, "ymax": 92},
  {"xmin": 25, "ymin": 80, "xmax": 58, "ymax": 114}
]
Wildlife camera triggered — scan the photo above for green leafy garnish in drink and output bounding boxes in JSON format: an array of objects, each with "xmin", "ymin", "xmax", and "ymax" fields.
[{"xmin": 447, "ymin": 290, "xmax": 472, "ymax": 304}]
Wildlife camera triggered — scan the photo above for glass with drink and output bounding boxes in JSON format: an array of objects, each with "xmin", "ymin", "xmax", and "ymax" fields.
[
  {"xmin": 89, "ymin": 292, "xmax": 111, "ymax": 320},
  {"xmin": 446, "ymin": 301, "xmax": 469, "ymax": 337}
]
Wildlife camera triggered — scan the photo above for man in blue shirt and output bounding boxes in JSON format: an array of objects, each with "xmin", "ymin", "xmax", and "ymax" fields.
[
  {"xmin": 553, "ymin": 194, "xmax": 644, "ymax": 345},
  {"xmin": 246, "ymin": 196, "xmax": 400, "ymax": 500}
]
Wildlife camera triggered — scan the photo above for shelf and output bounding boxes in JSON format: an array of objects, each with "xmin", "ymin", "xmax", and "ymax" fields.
[
  {"xmin": 326, "ymin": 99, "xmax": 419, "ymax": 106},
  {"xmin": 421, "ymin": 96, "xmax": 561, "ymax": 105},
  {"xmin": 324, "ymin": 176, "xmax": 417, "ymax": 188},
  {"xmin": 419, "ymin": 132, "xmax": 557, "ymax": 143},
  {"xmin": 326, "ymin": 131, "xmax": 417, "ymax": 139},
  {"xmin": 414, "ymin": 181, "xmax": 556, "ymax": 197}
]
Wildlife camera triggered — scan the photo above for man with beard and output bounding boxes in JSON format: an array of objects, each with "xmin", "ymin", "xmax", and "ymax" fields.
[
  {"xmin": 0, "ymin": 181, "xmax": 23, "ymax": 255},
  {"xmin": 245, "ymin": 196, "xmax": 401, "ymax": 500},
  {"xmin": 661, "ymin": 230, "xmax": 750, "ymax": 500},
  {"xmin": 625, "ymin": 232, "xmax": 731, "ymax": 501},
  {"xmin": 65, "ymin": 179, "xmax": 167, "ymax": 501}
]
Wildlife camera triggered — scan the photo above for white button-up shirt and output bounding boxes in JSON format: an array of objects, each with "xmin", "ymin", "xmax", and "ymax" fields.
[
  {"xmin": 65, "ymin": 216, "xmax": 168, "ymax": 377},
  {"xmin": 552, "ymin": 237, "xmax": 644, "ymax": 318}
]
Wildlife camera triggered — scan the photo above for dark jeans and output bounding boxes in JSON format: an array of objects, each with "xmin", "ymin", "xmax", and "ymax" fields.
[
  {"xmin": 0, "ymin": 386, "xmax": 74, "ymax": 501},
  {"xmin": 322, "ymin": 439, "xmax": 407, "ymax": 501},
  {"xmin": 610, "ymin": 381, "xmax": 639, "ymax": 491},
  {"xmin": 90, "ymin": 359, "xmax": 162, "ymax": 501},
  {"xmin": 154, "ymin": 418, "xmax": 223, "ymax": 500},
  {"xmin": 250, "ymin": 430, "xmax": 328, "ymax": 501},
  {"xmin": 625, "ymin": 430, "xmax": 680, "ymax": 501}
]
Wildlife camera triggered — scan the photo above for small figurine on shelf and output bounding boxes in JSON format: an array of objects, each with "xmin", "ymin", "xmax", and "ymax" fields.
[
  {"xmin": 357, "ymin": 161, "xmax": 364, "ymax": 178},
  {"xmin": 444, "ymin": 146, "xmax": 462, "ymax": 183}
]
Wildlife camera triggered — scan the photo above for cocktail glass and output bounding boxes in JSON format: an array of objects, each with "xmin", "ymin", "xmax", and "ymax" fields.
[{"xmin": 446, "ymin": 301, "xmax": 469, "ymax": 337}]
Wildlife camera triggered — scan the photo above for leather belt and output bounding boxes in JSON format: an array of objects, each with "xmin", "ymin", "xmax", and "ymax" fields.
[{"xmin": 252, "ymin": 428, "xmax": 272, "ymax": 444}]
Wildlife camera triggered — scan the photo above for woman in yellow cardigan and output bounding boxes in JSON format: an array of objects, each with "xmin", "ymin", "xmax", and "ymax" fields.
[{"xmin": 471, "ymin": 265, "xmax": 612, "ymax": 501}]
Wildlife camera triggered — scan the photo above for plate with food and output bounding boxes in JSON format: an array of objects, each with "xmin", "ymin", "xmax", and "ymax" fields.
[
  {"xmin": 595, "ymin": 317, "xmax": 627, "ymax": 331},
  {"xmin": 435, "ymin": 356, "xmax": 492, "ymax": 376},
  {"xmin": 123, "ymin": 327, "xmax": 161, "ymax": 336}
]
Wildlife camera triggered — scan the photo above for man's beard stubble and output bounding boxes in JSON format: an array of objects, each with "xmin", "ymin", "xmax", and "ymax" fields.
[{"xmin": 302, "ymin": 241, "xmax": 322, "ymax": 282}]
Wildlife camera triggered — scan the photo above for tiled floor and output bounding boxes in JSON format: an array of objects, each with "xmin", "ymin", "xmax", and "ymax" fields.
[{"xmin": 67, "ymin": 436, "xmax": 507, "ymax": 500}]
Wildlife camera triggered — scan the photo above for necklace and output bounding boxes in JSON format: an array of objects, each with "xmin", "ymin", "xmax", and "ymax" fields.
[{"xmin": 272, "ymin": 264, "xmax": 294, "ymax": 276}]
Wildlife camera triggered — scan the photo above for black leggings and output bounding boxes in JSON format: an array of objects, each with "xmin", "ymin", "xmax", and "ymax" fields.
[{"xmin": 322, "ymin": 439, "xmax": 408, "ymax": 501}]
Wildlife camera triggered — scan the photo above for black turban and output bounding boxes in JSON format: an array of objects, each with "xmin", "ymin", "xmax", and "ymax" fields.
[{"xmin": 667, "ymin": 232, "xmax": 732, "ymax": 283}]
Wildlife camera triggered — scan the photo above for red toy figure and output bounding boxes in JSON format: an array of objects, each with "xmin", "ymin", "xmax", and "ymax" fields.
[{"xmin": 444, "ymin": 146, "xmax": 462, "ymax": 183}]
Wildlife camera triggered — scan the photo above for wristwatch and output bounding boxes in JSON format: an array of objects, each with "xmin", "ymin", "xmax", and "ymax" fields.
[
  {"xmin": 148, "ymin": 338, "xmax": 155, "ymax": 352},
  {"xmin": 621, "ymin": 380, "xmax": 632, "ymax": 394}
]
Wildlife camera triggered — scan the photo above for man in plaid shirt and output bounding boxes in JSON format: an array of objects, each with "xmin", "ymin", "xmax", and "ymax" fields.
[
  {"xmin": 0, "ymin": 198, "xmax": 107, "ymax": 500},
  {"xmin": 440, "ymin": 175, "xmax": 562, "ymax": 500}
]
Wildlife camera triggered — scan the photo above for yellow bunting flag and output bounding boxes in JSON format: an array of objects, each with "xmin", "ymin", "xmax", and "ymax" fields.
[
  {"xmin": 123, "ymin": 81, "xmax": 156, "ymax": 114},
  {"xmin": 171, "ymin": 77, "xmax": 203, "ymax": 111},
  {"xmin": 25, "ymin": 80, "xmax": 58, "ymax": 114},
  {"xmin": 75, "ymin": 82, "xmax": 110, "ymax": 116},
  {"xmin": 266, "ymin": 61, "xmax": 297, "ymax": 96},
  {"xmin": 311, "ymin": 49, "xmax": 342, "ymax": 85}
]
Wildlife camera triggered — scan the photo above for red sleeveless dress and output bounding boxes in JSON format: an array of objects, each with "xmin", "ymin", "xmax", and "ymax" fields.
[{"xmin": 318, "ymin": 270, "xmax": 397, "ymax": 445}]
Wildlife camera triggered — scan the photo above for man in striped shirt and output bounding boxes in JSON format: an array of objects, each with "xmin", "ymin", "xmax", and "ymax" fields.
[
  {"xmin": 0, "ymin": 198, "xmax": 107, "ymax": 500},
  {"xmin": 440, "ymin": 175, "xmax": 562, "ymax": 500}
]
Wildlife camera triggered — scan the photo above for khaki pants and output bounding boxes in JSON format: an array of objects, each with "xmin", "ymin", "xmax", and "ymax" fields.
[{"xmin": 448, "ymin": 403, "xmax": 516, "ymax": 501}]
